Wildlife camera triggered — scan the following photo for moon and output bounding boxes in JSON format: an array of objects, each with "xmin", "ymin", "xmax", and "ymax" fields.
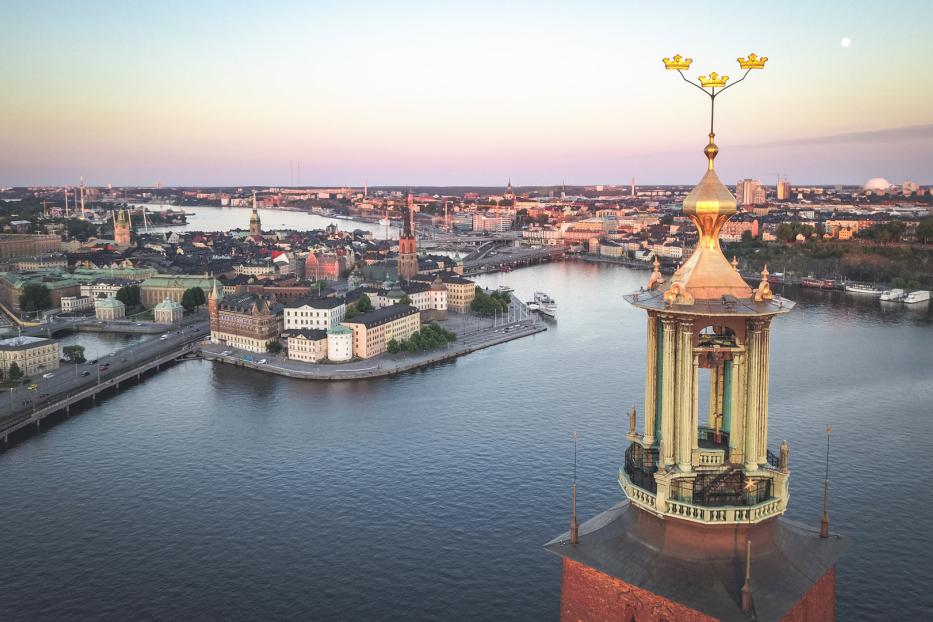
[{"xmin": 841, "ymin": 37, "xmax": 852, "ymax": 48}]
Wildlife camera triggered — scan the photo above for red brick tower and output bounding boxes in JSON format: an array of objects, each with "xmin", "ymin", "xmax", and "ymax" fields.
[
  {"xmin": 208, "ymin": 278, "xmax": 222, "ymax": 339},
  {"xmin": 398, "ymin": 192, "xmax": 418, "ymax": 281},
  {"xmin": 545, "ymin": 53, "xmax": 847, "ymax": 622}
]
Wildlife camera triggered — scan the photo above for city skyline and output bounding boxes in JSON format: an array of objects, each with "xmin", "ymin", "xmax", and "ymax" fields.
[{"xmin": 3, "ymin": 0, "xmax": 932, "ymax": 186}]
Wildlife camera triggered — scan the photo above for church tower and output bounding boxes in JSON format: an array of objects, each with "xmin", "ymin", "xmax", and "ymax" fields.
[
  {"xmin": 546, "ymin": 53, "xmax": 846, "ymax": 622},
  {"xmin": 208, "ymin": 278, "xmax": 223, "ymax": 341},
  {"xmin": 397, "ymin": 192, "xmax": 418, "ymax": 281},
  {"xmin": 504, "ymin": 178, "xmax": 515, "ymax": 202},
  {"xmin": 249, "ymin": 191, "xmax": 262, "ymax": 240},
  {"xmin": 113, "ymin": 209, "xmax": 132, "ymax": 246}
]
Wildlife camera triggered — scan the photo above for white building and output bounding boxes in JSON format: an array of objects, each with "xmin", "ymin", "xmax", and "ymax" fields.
[
  {"xmin": 286, "ymin": 329, "xmax": 328, "ymax": 363},
  {"xmin": 283, "ymin": 297, "xmax": 346, "ymax": 331},
  {"xmin": 60, "ymin": 295, "xmax": 94, "ymax": 314},
  {"xmin": 95, "ymin": 297, "xmax": 126, "ymax": 320},
  {"xmin": 326, "ymin": 325, "xmax": 353, "ymax": 362},
  {"xmin": 153, "ymin": 298, "xmax": 184, "ymax": 324}
]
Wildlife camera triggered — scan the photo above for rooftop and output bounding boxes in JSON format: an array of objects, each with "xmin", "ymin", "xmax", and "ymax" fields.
[
  {"xmin": 0, "ymin": 336, "xmax": 56, "ymax": 350},
  {"xmin": 342, "ymin": 304, "xmax": 419, "ymax": 328}
]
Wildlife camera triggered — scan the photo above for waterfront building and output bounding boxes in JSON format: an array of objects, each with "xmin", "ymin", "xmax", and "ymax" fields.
[
  {"xmin": 286, "ymin": 329, "xmax": 328, "ymax": 363},
  {"xmin": 326, "ymin": 325, "xmax": 353, "ymax": 361},
  {"xmin": 60, "ymin": 295, "xmax": 94, "ymax": 314},
  {"xmin": 140, "ymin": 275, "xmax": 217, "ymax": 308},
  {"xmin": 113, "ymin": 209, "xmax": 132, "ymax": 246},
  {"xmin": 0, "ymin": 272, "xmax": 80, "ymax": 315},
  {"xmin": 0, "ymin": 336, "xmax": 59, "ymax": 377},
  {"xmin": 398, "ymin": 193, "xmax": 419, "ymax": 281},
  {"xmin": 547, "ymin": 56, "xmax": 846, "ymax": 621},
  {"xmin": 411, "ymin": 272, "xmax": 474, "ymax": 313},
  {"xmin": 0, "ymin": 233, "xmax": 61, "ymax": 259},
  {"xmin": 153, "ymin": 298, "xmax": 184, "ymax": 324},
  {"xmin": 209, "ymin": 287, "xmax": 283, "ymax": 353},
  {"xmin": 95, "ymin": 297, "xmax": 126, "ymax": 320},
  {"xmin": 341, "ymin": 304, "xmax": 420, "ymax": 359},
  {"xmin": 284, "ymin": 297, "xmax": 346, "ymax": 331}
]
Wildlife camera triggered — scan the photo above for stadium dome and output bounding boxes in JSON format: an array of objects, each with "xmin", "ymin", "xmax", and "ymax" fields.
[{"xmin": 863, "ymin": 177, "xmax": 892, "ymax": 192}]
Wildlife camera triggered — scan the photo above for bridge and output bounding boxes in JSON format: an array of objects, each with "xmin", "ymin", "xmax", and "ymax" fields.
[
  {"xmin": 461, "ymin": 246, "xmax": 567, "ymax": 275},
  {"xmin": 0, "ymin": 322, "xmax": 209, "ymax": 445}
]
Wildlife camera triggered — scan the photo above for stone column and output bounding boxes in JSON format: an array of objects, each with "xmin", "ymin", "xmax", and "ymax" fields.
[
  {"xmin": 643, "ymin": 314, "xmax": 659, "ymax": 446},
  {"xmin": 708, "ymin": 362, "xmax": 720, "ymax": 427},
  {"xmin": 676, "ymin": 319, "xmax": 694, "ymax": 472},
  {"xmin": 729, "ymin": 352, "xmax": 745, "ymax": 462},
  {"xmin": 691, "ymin": 352, "xmax": 700, "ymax": 467},
  {"xmin": 744, "ymin": 319, "xmax": 764, "ymax": 471},
  {"xmin": 660, "ymin": 316, "xmax": 678, "ymax": 467},
  {"xmin": 756, "ymin": 320, "xmax": 772, "ymax": 465}
]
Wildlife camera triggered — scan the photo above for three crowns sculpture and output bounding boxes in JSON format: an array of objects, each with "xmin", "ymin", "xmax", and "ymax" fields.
[{"xmin": 662, "ymin": 53, "xmax": 768, "ymax": 168}]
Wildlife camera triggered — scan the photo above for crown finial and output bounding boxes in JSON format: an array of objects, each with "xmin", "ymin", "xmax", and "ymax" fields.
[
  {"xmin": 737, "ymin": 53, "xmax": 768, "ymax": 70},
  {"xmin": 662, "ymin": 54, "xmax": 692, "ymax": 70},
  {"xmin": 699, "ymin": 72, "xmax": 729, "ymax": 88}
]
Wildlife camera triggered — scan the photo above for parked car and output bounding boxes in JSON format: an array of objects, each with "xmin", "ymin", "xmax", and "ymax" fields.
[{"xmin": 42, "ymin": 373, "xmax": 54, "ymax": 379}]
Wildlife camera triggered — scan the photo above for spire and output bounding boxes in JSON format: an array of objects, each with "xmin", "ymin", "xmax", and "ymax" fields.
[
  {"xmin": 252, "ymin": 190, "xmax": 257, "ymax": 211},
  {"xmin": 741, "ymin": 537, "xmax": 753, "ymax": 612},
  {"xmin": 821, "ymin": 425, "xmax": 832, "ymax": 538},
  {"xmin": 570, "ymin": 432, "xmax": 579, "ymax": 545}
]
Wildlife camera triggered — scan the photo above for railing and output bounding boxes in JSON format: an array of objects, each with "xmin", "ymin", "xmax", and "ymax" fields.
[
  {"xmin": 624, "ymin": 442, "xmax": 659, "ymax": 494},
  {"xmin": 666, "ymin": 496, "xmax": 785, "ymax": 525},
  {"xmin": 766, "ymin": 448, "xmax": 781, "ymax": 470}
]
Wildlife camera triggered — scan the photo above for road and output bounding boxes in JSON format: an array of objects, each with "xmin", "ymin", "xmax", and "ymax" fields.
[{"xmin": 0, "ymin": 321, "xmax": 209, "ymax": 425}]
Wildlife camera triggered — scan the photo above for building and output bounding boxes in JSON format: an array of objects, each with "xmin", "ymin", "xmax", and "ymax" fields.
[
  {"xmin": 341, "ymin": 304, "xmax": 420, "ymax": 359},
  {"xmin": 284, "ymin": 297, "xmax": 346, "ymax": 331},
  {"xmin": 113, "ymin": 209, "xmax": 132, "ymax": 246},
  {"xmin": 154, "ymin": 298, "xmax": 184, "ymax": 324},
  {"xmin": 398, "ymin": 193, "xmax": 419, "ymax": 281},
  {"xmin": 0, "ymin": 336, "xmax": 59, "ymax": 377},
  {"xmin": 472, "ymin": 213, "xmax": 512, "ymax": 232},
  {"xmin": 209, "ymin": 286, "xmax": 283, "ymax": 353},
  {"xmin": 305, "ymin": 253, "xmax": 344, "ymax": 282},
  {"xmin": 327, "ymin": 325, "xmax": 353, "ymax": 362},
  {"xmin": 547, "ymin": 97, "xmax": 845, "ymax": 621},
  {"xmin": 735, "ymin": 178, "xmax": 764, "ymax": 206},
  {"xmin": 234, "ymin": 258, "xmax": 276, "ymax": 277},
  {"xmin": 412, "ymin": 272, "xmax": 474, "ymax": 313},
  {"xmin": 140, "ymin": 275, "xmax": 217, "ymax": 308},
  {"xmin": 0, "ymin": 272, "xmax": 81, "ymax": 315},
  {"xmin": 249, "ymin": 192, "xmax": 262, "ymax": 240},
  {"xmin": 80, "ymin": 278, "xmax": 137, "ymax": 300},
  {"xmin": 95, "ymin": 297, "xmax": 126, "ymax": 320},
  {"xmin": 11, "ymin": 254, "xmax": 68, "ymax": 272},
  {"xmin": 0, "ymin": 234, "xmax": 61, "ymax": 259},
  {"xmin": 776, "ymin": 179, "xmax": 792, "ymax": 201},
  {"xmin": 286, "ymin": 329, "xmax": 328, "ymax": 363},
  {"xmin": 60, "ymin": 295, "xmax": 94, "ymax": 314}
]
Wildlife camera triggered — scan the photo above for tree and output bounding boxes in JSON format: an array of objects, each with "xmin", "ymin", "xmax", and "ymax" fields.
[
  {"xmin": 266, "ymin": 340, "xmax": 283, "ymax": 354},
  {"xmin": 399, "ymin": 294, "xmax": 412, "ymax": 305},
  {"xmin": 386, "ymin": 338, "xmax": 400, "ymax": 354},
  {"xmin": 916, "ymin": 218, "xmax": 933, "ymax": 245},
  {"xmin": 63, "ymin": 345, "xmax": 86, "ymax": 364},
  {"xmin": 356, "ymin": 293, "xmax": 374, "ymax": 313},
  {"xmin": 8, "ymin": 362, "xmax": 23, "ymax": 381},
  {"xmin": 20, "ymin": 283, "xmax": 51, "ymax": 313},
  {"xmin": 344, "ymin": 306, "xmax": 358, "ymax": 320},
  {"xmin": 116, "ymin": 285, "xmax": 140, "ymax": 306},
  {"xmin": 741, "ymin": 229, "xmax": 754, "ymax": 243},
  {"xmin": 180, "ymin": 287, "xmax": 206, "ymax": 311}
]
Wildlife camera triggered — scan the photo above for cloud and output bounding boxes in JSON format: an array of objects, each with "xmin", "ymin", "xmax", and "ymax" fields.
[{"xmin": 742, "ymin": 124, "xmax": 933, "ymax": 149}]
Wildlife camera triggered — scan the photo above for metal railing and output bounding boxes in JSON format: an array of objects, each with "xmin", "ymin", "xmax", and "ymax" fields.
[{"xmin": 624, "ymin": 442, "xmax": 659, "ymax": 494}]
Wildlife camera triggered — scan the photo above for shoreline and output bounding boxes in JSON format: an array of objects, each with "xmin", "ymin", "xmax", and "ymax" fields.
[{"xmin": 199, "ymin": 321, "xmax": 547, "ymax": 380}]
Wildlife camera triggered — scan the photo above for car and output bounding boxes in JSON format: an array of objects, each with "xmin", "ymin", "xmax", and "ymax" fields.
[
  {"xmin": 80, "ymin": 371, "xmax": 91, "ymax": 377},
  {"xmin": 90, "ymin": 359, "xmax": 98, "ymax": 365},
  {"xmin": 258, "ymin": 359, "xmax": 267, "ymax": 364},
  {"xmin": 221, "ymin": 350, "xmax": 232, "ymax": 356},
  {"xmin": 42, "ymin": 372, "xmax": 54, "ymax": 379},
  {"xmin": 27, "ymin": 384, "xmax": 38, "ymax": 390},
  {"xmin": 160, "ymin": 335, "xmax": 168, "ymax": 340}
]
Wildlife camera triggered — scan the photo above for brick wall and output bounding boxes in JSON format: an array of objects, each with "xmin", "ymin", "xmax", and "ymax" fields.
[{"xmin": 780, "ymin": 566, "xmax": 835, "ymax": 622}]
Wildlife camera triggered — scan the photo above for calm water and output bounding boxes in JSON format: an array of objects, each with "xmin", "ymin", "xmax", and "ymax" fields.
[
  {"xmin": 133, "ymin": 203, "xmax": 395, "ymax": 238},
  {"xmin": 1, "ymin": 261, "xmax": 931, "ymax": 621}
]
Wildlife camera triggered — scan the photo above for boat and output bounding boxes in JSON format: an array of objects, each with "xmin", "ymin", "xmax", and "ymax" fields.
[
  {"xmin": 497, "ymin": 286, "xmax": 514, "ymax": 294},
  {"xmin": 533, "ymin": 292, "xmax": 557, "ymax": 319},
  {"xmin": 801, "ymin": 276, "xmax": 837, "ymax": 290},
  {"xmin": 844, "ymin": 283, "xmax": 883, "ymax": 297},
  {"xmin": 903, "ymin": 290, "xmax": 931, "ymax": 304},
  {"xmin": 879, "ymin": 288, "xmax": 907, "ymax": 302}
]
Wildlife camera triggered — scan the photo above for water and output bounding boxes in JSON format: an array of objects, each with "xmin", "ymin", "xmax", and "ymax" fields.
[
  {"xmin": 1, "ymin": 261, "xmax": 931, "ymax": 621},
  {"xmin": 131, "ymin": 203, "xmax": 396, "ymax": 239}
]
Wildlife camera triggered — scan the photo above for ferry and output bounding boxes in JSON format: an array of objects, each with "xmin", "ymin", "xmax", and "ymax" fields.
[
  {"xmin": 533, "ymin": 292, "xmax": 557, "ymax": 319},
  {"xmin": 801, "ymin": 276, "xmax": 836, "ymax": 290},
  {"xmin": 879, "ymin": 288, "xmax": 907, "ymax": 302},
  {"xmin": 844, "ymin": 283, "xmax": 883, "ymax": 297},
  {"xmin": 903, "ymin": 290, "xmax": 931, "ymax": 304}
]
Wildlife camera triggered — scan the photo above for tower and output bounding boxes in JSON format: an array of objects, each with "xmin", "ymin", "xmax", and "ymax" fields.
[
  {"xmin": 546, "ymin": 52, "xmax": 847, "ymax": 622},
  {"xmin": 504, "ymin": 178, "xmax": 515, "ymax": 202},
  {"xmin": 208, "ymin": 278, "xmax": 223, "ymax": 340},
  {"xmin": 397, "ymin": 192, "xmax": 418, "ymax": 281},
  {"xmin": 249, "ymin": 191, "xmax": 262, "ymax": 240},
  {"xmin": 113, "ymin": 209, "xmax": 132, "ymax": 246}
]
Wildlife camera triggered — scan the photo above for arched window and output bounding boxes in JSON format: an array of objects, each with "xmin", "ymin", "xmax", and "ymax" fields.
[{"xmin": 697, "ymin": 325, "xmax": 737, "ymax": 348}]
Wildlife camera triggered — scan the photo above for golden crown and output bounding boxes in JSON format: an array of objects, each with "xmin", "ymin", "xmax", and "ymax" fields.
[
  {"xmin": 698, "ymin": 72, "xmax": 729, "ymax": 88},
  {"xmin": 662, "ymin": 54, "xmax": 693, "ymax": 70},
  {"xmin": 737, "ymin": 53, "xmax": 768, "ymax": 70}
]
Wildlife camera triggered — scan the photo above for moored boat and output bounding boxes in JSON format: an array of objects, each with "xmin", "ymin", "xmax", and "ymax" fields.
[
  {"xmin": 903, "ymin": 290, "xmax": 931, "ymax": 304},
  {"xmin": 533, "ymin": 292, "xmax": 557, "ymax": 319},
  {"xmin": 880, "ymin": 288, "xmax": 906, "ymax": 302},
  {"xmin": 845, "ymin": 283, "xmax": 883, "ymax": 296}
]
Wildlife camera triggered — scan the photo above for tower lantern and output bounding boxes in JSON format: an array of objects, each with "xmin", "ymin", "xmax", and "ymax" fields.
[{"xmin": 546, "ymin": 53, "xmax": 847, "ymax": 622}]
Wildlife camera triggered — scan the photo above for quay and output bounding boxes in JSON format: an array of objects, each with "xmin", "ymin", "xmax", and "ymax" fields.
[
  {"xmin": 0, "ymin": 322, "xmax": 209, "ymax": 444},
  {"xmin": 201, "ymin": 318, "xmax": 546, "ymax": 381}
]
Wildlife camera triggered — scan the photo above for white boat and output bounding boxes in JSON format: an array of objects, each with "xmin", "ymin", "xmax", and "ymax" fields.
[
  {"xmin": 497, "ymin": 286, "xmax": 514, "ymax": 294},
  {"xmin": 845, "ymin": 283, "xmax": 883, "ymax": 296},
  {"xmin": 903, "ymin": 290, "xmax": 931, "ymax": 304},
  {"xmin": 533, "ymin": 292, "xmax": 557, "ymax": 319},
  {"xmin": 880, "ymin": 288, "xmax": 906, "ymax": 302}
]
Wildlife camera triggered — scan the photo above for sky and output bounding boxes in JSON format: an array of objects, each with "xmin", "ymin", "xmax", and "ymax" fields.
[{"xmin": 2, "ymin": 0, "xmax": 932, "ymax": 187}]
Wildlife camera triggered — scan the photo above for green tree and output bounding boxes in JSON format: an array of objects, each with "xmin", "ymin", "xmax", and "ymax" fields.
[
  {"xmin": 916, "ymin": 218, "xmax": 933, "ymax": 245},
  {"xmin": 344, "ymin": 306, "xmax": 358, "ymax": 320},
  {"xmin": 115, "ymin": 285, "xmax": 141, "ymax": 306},
  {"xmin": 180, "ymin": 287, "xmax": 206, "ymax": 311},
  {"xmin": 266, "ymin": 340, "xmax": 283, "ymax": 354},
  {"xmin": 8, "ymin": 362, "xmax": 23, "ymax": 381},
  {"xmin": 399, "ymin": 294, "xmax": 412, "ymax": 305},
  {"xmin": 356, "ymin": 293, "xmax": 374, "ymax": 313},
  {"xmin": 20, "ymin": 283, "xmax": 51, "ymax": 313},
  {"xmin": 63, "ymin": 345, "xmax": 86, "ymax": 364},
  {"xmin": 386, "ymin": 338, "xmax": 400, "ymax": 354}
]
